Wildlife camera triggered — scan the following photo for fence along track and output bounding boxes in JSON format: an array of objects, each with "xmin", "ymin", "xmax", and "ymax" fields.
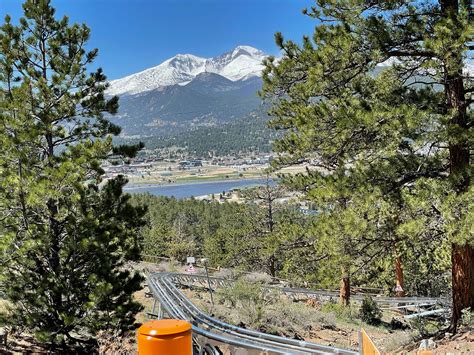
[
  {"xmin": 168, "ymin": 273, "xmax": 440, "ymax": 306},
  {"xmin": 172, "ymin": 273, "xmax": 445, "ymax": 320}
]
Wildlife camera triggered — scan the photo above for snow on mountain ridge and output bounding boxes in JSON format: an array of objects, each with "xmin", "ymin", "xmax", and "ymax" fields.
[{"xmin": 108, "ymin": 46, "xmax": 266, "ymax": 96}]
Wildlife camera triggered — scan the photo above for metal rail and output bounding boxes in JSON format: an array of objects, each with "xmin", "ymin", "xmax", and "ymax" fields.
[
  {"xmin": 148, "ymin": 272, "xmax": 359, "ymax": 354},
  {"xmin": 147, "ymin": 272, "xmax": 443, "ymax": 354},
  {"xmin": 168, "ymin": 273, "xmax": 440, "ymax": 306}
]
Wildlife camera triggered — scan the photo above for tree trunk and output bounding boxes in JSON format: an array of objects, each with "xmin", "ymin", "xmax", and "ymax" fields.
[
  {"xmin": 449, "ymin": 244, "xmax": 474, "ymax": 332},
  {"xmin": 444, "ymin": 64, "xmax": 473, "ymax": 332},
  {"xmin": 395, "ymin": 254, "xmax": 405, "ymax": 297},
  {"xmin": 441, "ymin": 0, "xmax": 473, "ymax": 332},
  {"xmin": 268, "ymin": 255, "xmax": 276, "ymax": 277},
  {"xmin": 46, "ymin": 132, "xmax": 63, "ymax": 320},
  {"xmin": 339, "ymin": 265, "xmax": 350, "ymax": 306}
]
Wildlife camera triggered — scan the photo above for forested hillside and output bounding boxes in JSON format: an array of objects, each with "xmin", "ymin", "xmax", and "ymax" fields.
[
  {"xmin": 132, "ymin": 193, "xmax": 450, "ymax": 297},
  {"xmin": 120, "ymin": 111, "xmax": 278, "ymax": 157}
]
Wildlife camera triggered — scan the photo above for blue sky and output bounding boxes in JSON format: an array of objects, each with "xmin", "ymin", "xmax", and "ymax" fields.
[{"xmin": 0, "ymin": 0, "xmax": 316, "ymax": 80}]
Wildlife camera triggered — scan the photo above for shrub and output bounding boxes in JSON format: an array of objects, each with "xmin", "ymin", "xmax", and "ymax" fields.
[
  {"xmin": 359, "ymin": 296, "xmax": 382, "ymax": 325},
  {"xmin": 321, "ymin": 300, "xmax": 356, "ymax": 321},
  {"xmin": 216, "ymin": 279, "xmax": 277, "ymax": 326},
  {"xmin": 262, "ymin": 301, "xmax": 337, "ymax": 335},
  {"xmin": 214, "ymin": 268, "xmax": 235, "ymax": 279},
  {"xmin": 243, "ymin": 272, "xmax": 273, "ymax": 284}
]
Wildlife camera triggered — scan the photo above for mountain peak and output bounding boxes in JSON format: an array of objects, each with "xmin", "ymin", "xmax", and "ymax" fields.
[
  {"xmin": 232, "ymin": 45, "xmax": 264, "ymax": 57},
  {"xmin": 108, "ymin": 46, "xmax": 267, "ymax": 96},
  {"xmin": 165, "ymin": 54, "xmax": 206, "ymax": 73},
  {"xmin": 167, "ymin": 53, "xmax": 205, "ymax": 63}
]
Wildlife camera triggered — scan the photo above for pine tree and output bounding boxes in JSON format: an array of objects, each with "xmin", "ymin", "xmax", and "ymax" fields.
[
  {"xmin": 261, "ymin": 0, "xmax": 473, "ymax": 331},
  {"xmin": 0, "ymin": 0, "xmax": 145, "ymax": 348},
  {"xmin": 240, "ymin": 175, "xmax": 286, "ymax": 276}
]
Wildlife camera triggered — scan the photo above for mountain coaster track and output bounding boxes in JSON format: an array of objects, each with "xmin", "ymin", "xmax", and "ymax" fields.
[{"xmin": 147, "ymin": 272, "xmax": 441, "ymax": 354}]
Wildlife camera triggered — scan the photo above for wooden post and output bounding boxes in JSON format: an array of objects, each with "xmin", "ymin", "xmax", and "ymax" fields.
[
  {"xmin": 339, "ymin": 264, "xmax": 350, "ymax": 306},
  {"xmin": 395, "ymin": 254, "xmax": 405, "ymax": 297}
]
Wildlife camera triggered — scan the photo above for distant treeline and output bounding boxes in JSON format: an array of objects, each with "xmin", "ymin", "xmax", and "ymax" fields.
[{"xmin": 119, "ymin": 113, "xmax": 280, "ymax": 157}]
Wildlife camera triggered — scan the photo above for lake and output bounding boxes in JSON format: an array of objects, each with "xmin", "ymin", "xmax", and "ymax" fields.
[{"xmin": 124, "ymin": 179, "xmax": 267, "ymax": 199}]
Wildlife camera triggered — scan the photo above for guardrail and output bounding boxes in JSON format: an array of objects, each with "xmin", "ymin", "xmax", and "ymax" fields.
[
  {"xmin": 168, "ymin": 272, "xmax": 440, "ymax": 307},
  {"xmin": 140, "ymin": 255, "xmax": 385, "ymax": 294},
  {"xmin": 147, "ymin": 272, "xmax": 444, "ymax": 354},
  {"xmin": 148, "ymin": 272, "xmax": 359, "ymax": 354}
]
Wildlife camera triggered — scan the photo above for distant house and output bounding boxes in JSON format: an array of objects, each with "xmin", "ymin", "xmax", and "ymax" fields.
[{"xmin": 178, "ymin": 160, "xmax": 203, "ymax": 169}]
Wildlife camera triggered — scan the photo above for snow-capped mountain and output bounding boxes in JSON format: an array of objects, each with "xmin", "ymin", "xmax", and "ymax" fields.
[
  {"xmin": 204, "ymin": 45, "xmax": 266, "ymax": 81},
  {"xmin": 108, "ymin": 45, "xmax": 266, "ymax": 96}
]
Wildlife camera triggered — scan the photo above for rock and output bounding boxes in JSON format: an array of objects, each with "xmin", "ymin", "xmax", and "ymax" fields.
[
  {"xmin": 390, "ymin": 317, "xmax": 409, "ymax": 330},
  {"xmin": 293, "ymin": 333, "xmax": 304, "ymax": 341},
  {"xmin": 419, "ymin": 338, "xmax": 437, "ymax": 350},
  {"xmin": 444, "ymin": 332, "xmax": 453, "ymax": 338}
]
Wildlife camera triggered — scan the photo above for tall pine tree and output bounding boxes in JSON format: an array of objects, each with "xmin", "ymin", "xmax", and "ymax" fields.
[
  {"xmin": 261, "ymin": 0, "xmax": 473, "ymax": 331},
  {"xmin": 0, "ymin": 0, "xmax": 145, "ymax": 348}
]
